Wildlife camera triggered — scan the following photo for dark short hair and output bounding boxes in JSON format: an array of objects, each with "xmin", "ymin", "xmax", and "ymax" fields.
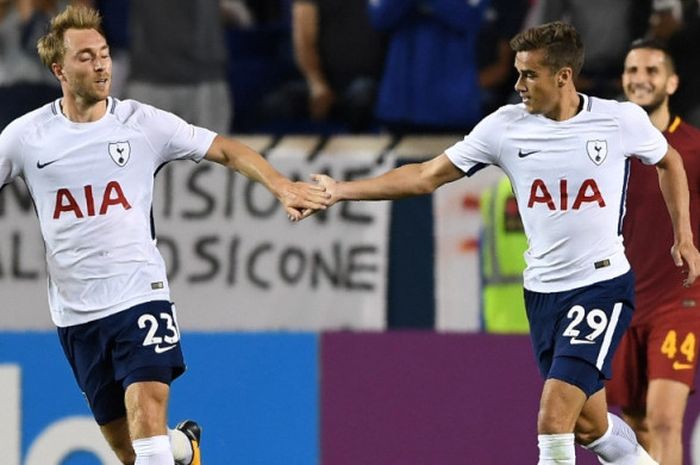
[
  {"xmin": 627, "ymin": 38, "xmax": 676, "ymax": 73},
  {"xmin": 510, "ymin": 21, "xmax": 585, "ymax": 77}
]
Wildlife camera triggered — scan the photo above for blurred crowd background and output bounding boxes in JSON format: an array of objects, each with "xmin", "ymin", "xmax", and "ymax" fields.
[{"xmin": 0, "ymin": 0, "xmax": 699, "ymax": 135}]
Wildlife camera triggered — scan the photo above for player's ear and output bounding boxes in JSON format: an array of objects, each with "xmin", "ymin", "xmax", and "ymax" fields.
[
  {"xmin": 557, "ymin": 67, "xmax": 572, "ymax": 87},
  {"xmin": 666, "ymin": 73, "xmax": 679, "ymax": 96},
  {"xmin": 51, "ymin": 62, "xmax": 65, "ymax": 81}
]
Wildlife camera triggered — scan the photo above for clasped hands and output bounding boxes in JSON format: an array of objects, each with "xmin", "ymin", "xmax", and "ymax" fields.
[{"xmin": 284, "ymin": 174, "xmax": 340, "ymax": 222}]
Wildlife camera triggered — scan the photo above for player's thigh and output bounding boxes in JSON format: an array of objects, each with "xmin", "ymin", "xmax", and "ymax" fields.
[
  {"xmin": 124, "ymin": 380, "xmax": 170, "ymax": 439},
  {"xmin": 554, "ymin": 272, "xmax": 634, "ymax": 379},
  {"xmin": 647, "ymin": 310, "xmax": 700, "ymax": 389},
  {"xmin": 538, "ymin": 378, "xmax": 589, "ymax": 433},
  {"xmin": 57, "ymin": 319, "xmax": 128, "ymax": 426},
  {"xmin": 606, "ymin": 325, "xmax": 647, "ymax": 410},
  {"xmin": 526, "ymin": 271, "xmax": 634, "ymax": 384},
  {"xmin": 111, "ymin": 300, "xmax": 186, "ymax": 384},
  {"xmin": 575, "ymin": 388, "xmax": 609, "ymax": 444},
  {"xmin": 646, "ymin": 378, "xmax": 690, "ymax": 427}
]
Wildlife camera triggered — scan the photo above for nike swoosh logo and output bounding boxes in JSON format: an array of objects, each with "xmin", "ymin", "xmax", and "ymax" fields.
[
  {"xmin": 154, "ymin": 344, "xmax": 177, "ymax": 354},
  {"xmin": 518, "ymin": 149, "xmax": 540, "ymax": 158},
  {"xmin": 673, "ymin": 361, "xmax": 693, "ymax": 370},
  {"xmin": 36, "ymin": 159, "xmax": 59, "ymax": 169}
]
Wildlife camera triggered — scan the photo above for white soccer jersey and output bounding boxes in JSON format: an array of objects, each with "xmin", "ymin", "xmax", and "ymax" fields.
[
  {"xmin": 0, "ymin": 97, "xmax": 217, "ymax": 326},
  {"xmin": 446, "ymin": 94, "xmax": 667, "ymax": 293}
]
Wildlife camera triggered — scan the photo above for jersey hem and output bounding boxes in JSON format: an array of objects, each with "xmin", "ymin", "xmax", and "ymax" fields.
[{"xmin": 50, "ymin": 290, "xmax": 172, "ymax": 328}]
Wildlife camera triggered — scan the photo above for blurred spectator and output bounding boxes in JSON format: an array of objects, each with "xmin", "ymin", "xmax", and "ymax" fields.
[
  {"xmin": 223, "ymin": 0, "xmax": 297, "ymax": 133},
  {"xmin": 126, "ymin": 0, "xmax": 232, "ymax": 134},
  {"xmin": 479, "ymin": 176, "xmax": 529, "ymax": 334},
  {"xmin": 648, "ymin": 0, "xmax": 700, "ymax": 126},
  {"xmin": 368, "ymin": 0, "xmax": 489, "ymax": 133},
  {"xmin": 477, "ymin": 0, "xmax": 530, "ymax": 114},
  {"xmin": 531, "ymin": 0, "xmax": 650, "ymax": 99},
  {"xmin": 0, "ymin": 0, "xmax": 61, "ymax": 129},
  {"xmin": 258, "ymin": 0, "xmax": 386, "ymax": 133}
]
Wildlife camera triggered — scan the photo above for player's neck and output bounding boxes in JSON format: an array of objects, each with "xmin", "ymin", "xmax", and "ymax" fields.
[
  {"xmin": 546, "ymin": 89, "xmax": 581, "ymax": 122},
  {"xmin": 60, "ymin": 95, "xmax": 108, "ymax": 123},
  {"xmin": 648, "ymin": 104, "xmax": 672, "ymax": 132}
]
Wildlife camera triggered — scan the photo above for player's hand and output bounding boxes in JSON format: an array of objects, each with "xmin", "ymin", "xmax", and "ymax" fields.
[
  {"xmin": 295, "ymin": 174, "xmax": 340, "ymax": 221},
  {"xmin": 309, "ymin": 81, "xmax": 336, "ymax": 120},
  {"xmin": 277, "ymin": 180, "xmax": 330, "ymax": 222},
  {"xmin": 671, "ymin": 240, "xmax": 700, "ymax": 287}
]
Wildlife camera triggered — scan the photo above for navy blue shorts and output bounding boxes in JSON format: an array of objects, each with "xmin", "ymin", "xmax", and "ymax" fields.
[
  {"xmin": 58, "ymin": 300, "xmax": 186, "ymax": 425},
  {"xmin": 525, "ymin": 271, "xmax": 634, "ymax": 394}
]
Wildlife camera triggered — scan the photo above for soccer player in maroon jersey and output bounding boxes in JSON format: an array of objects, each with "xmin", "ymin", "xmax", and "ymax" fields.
[{"xmin": 607, "ymin": 39, "xmax": 700, "ymax": 465}]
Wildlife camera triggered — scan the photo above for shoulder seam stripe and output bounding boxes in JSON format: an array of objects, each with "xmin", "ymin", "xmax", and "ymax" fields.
[{"xmin": 668, "ymin": 116, "xmax": 681, "ymax": 134}]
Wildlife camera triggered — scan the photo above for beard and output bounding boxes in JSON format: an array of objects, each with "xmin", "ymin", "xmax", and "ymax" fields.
[
  {"xmin": 627, "ymin": 86, "xmax": 666, "ymax": 115},
  {"xmin": 70, "ymin": 76, "xmax": 111, "ymax": 105},
  {"xmin": 639, "ymin": 96, "xmax": 665, "ymax": 115}
]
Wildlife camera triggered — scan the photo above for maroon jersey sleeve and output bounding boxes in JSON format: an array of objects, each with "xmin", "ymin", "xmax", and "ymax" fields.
[{"xmin": 623, "ymin": 118, "xmax": 700, "ymax": 322}]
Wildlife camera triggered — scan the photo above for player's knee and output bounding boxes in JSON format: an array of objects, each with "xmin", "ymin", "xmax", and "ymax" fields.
[
  {"xmin": 124, "ymin": 379, "xmax": 170, "ymax": 435},
  {"xmin": 573, "ymin": 422, "xmax": 604, "ymax": 446},
  {"xmin": 538, "ymin": 407, "xmax": 573, "ymax": 434},
  {"xmin": 646, "ymin": 409, "xmax": 683, "ymax": 437}
]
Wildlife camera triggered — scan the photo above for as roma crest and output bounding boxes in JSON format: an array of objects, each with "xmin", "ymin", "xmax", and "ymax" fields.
[
  {"xmin": 586, "ymin": 140, "xmax": 607, "ymax": 165},
  {"xmin": 108, "ymin": 141, "xmax": 131, "ymax": 167}
]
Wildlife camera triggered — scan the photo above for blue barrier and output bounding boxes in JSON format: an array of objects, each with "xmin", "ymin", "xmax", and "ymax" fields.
[{"xmin": 0, "ymin": 332, "xmax": 319, "ymax": 465}]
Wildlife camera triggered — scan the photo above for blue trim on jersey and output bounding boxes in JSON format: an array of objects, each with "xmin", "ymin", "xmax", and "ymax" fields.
[
  {"xmin": 151, "ymin": 161, "xmax": 172, "ymax": 240},
  {"xmin": 617, "ymin": 158, "xmax": 631, "ymax": 236},
  {"xmin": 586, "ymin": 95, "xmax": 592, "ymax": 111},
  {"xmin": 51, "ymin": 100, "xmax": 58, "ymax": 115},
  {"xmin": 466, "ymin": 162, "xmax": 488, "ymax": 177},
  {"xmin": 109, "ymin": 97, "xmax": 117, "ymax": 114}
]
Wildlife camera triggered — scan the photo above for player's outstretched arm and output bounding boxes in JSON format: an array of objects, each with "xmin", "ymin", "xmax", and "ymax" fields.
[
  {"xmin": 312, "ymin": 153, "xmax": 464, "ymax": 204},
  {"xmin": 204, "ymin": 135, "xmax": 330, "ymax": 221},
  {"xmin": 300, "ymin": 153, "xmax": 464, "ymax": 220},
  {"xmin": 656, "ymin": 145, "xmax": 700, "ymax": 286}
]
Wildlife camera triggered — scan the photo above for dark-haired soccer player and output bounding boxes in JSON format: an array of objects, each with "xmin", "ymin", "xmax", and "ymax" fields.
[
  {"xmin": 309, "ymin": 22, "xmax": 700, "ymax": 464},
  {"xmin": 607, "ymin": 39, "xmax": 700, "ymax": 465}
]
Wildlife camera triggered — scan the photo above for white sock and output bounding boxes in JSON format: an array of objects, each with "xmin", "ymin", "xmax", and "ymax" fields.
[
  {"xmin": 635, "ymin": 446, "xmax": 659, "ymax": 465},
  {"xmin": 584, "ymin": 413, "xmax": 657, "ymax": 465},
  {"xmin": 538, "ymin": 433, "xmax": 576, "ymax": 464},
  {"xmin": 169, "ymin": 428, "xmax": 193, "ymax": 465},
  {"xmin": 133, "ymin": 435, "xmax": 174, "ymax": 465}
]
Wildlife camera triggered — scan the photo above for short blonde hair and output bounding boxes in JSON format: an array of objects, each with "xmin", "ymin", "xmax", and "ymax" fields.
[{"xmin": 37, "ymin": 5, "xmax": 105, "ymax": 69}]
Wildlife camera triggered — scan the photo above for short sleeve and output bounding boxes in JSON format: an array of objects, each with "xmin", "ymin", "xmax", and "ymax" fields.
[
  {"xmin": 0, "ymin": 120, "xmax": 25, "ymax": 187},
  {"xmin": 444, "ymin": 108, "xmax": 505, "ymax": 176},
  {"xmin": 138, "ymin": 104, "xmax": 217, "ymax": 165},
  {"xmin": 619, "ymin": 102, "xmax": 667, "ymax": 165}
]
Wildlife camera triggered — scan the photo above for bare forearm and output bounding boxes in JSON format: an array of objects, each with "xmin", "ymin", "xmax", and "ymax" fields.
[
  {"xmin": 334, "ymin": 164, "xmax": 430, "ymax": 201},
  {"xmin": 293, "ymin": 2, "xmax": 326, "ymax": 85},
  {"xmin": 210, "ymin": 138, "xmax": 287, "ymax": 197},
  {"xmin": 335, "ymin": 155, "xmax": 463, "ymax": 201},
  {"xmin": 657, "ymin": 148, "xmax": 694, "ymax": 243}
]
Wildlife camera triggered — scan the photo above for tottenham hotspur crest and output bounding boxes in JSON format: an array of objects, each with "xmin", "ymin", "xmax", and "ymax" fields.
[
  {"xmin": 586, "ymin": 140, "xmax": 608, "ymax": 165},
  {"xmin": 108, "ymin": 141, "xmax": 131, "ymax": 167}
]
